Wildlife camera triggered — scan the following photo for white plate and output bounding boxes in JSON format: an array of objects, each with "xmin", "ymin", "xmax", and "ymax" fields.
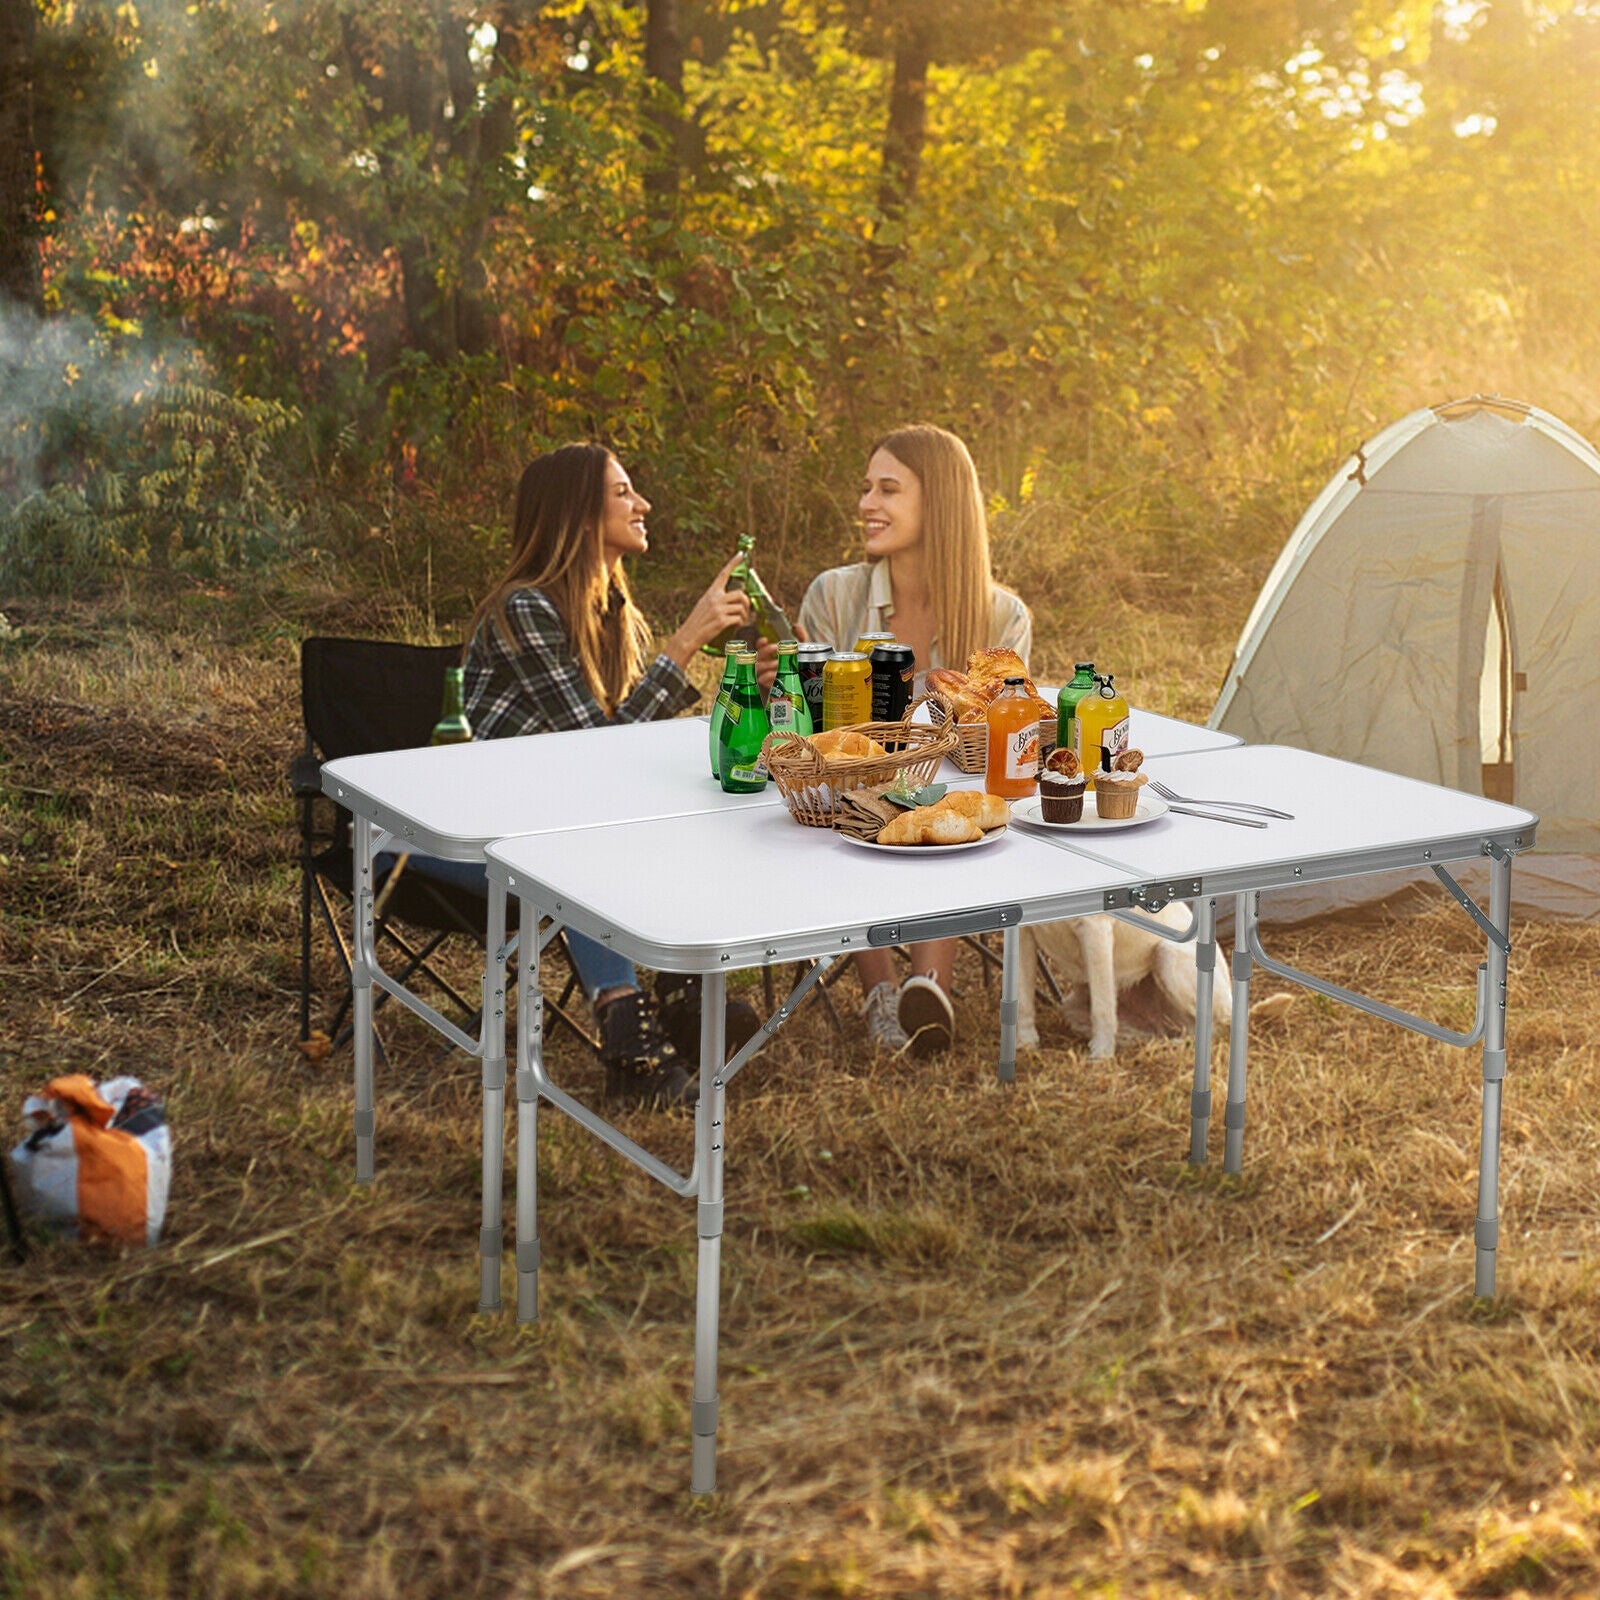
[
  {"xmin": 1011, "ymin": 792, "xmax": 1170, "ymax": 832},
  {"xmin": 837, "ymin": 825, "xmax": 1008, "ymax": 854}
]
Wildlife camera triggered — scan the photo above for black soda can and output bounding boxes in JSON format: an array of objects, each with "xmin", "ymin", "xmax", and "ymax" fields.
[
  {"xmin": 797, "ymin": 643, "xmax": 832, "ymax": 720},
  {"xmin": 870, "ymin": 643, "xmax": 916, "ymax": 722}
]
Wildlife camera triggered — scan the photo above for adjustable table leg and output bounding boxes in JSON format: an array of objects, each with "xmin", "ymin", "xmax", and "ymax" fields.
[
  {"xmin": 1223, "ymin": 892, "xmax": 1256, "ymax": 1175},
  {"xmin": 997, "ymin": 923, "xmax": 1020, "ymax": 1084},
  {"xmin": 478, "ymin": 879, "xmax": 508, "ymax": 1313},
  {"xmin": 1474, "ymin": 854, "xmax": 1512, "ymax": 1298},
  {"xmin": 516, "ymin": 897, "xmax": 543, "ymax": 1324},
  {"xmin": 690, "ymin": 973, "xmax": 729, "ymax": 1496},
  {"xmin": 352, "ymin": 815, "xmax": 376, "ymax": 1184},
  {"xmin": 1189, "ymin": 898, "xmax": 1218, "ymax": 1165}
]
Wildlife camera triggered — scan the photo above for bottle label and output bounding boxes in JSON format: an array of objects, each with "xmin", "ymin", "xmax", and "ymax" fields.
[
  {"xmin": 1099, "ymin": 716, "xmax": 1130, "ymax": 769},
  {"xmin": 768, "ymin": 697, "xmax": 795, "ymax": 731},
  {"xmin": 730, "ymin": 761, "xmax": 766, "ymax": 785},
  {"xmin": 1004, "ymin": 723, "xmax": 1040, "ymax": 781},
  {"xmin": 723, "ymin": 700, "xmax": 741, "ymax": 726}
]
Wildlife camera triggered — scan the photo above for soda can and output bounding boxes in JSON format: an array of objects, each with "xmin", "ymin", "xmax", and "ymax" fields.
[
  {"xmin": 854, "ymin": 631, "xmax": 895, "ymax": 657},
  {"xmin": 870, "ymin": 642, "xmax": 915, "ymax": 722},
  {"xmin": 797, "ymin": 643, "xmax": 832, "ymax": 723},
  {"xmin": 822, "ymin": 652, "xmax": 873, "ymax": 731}
]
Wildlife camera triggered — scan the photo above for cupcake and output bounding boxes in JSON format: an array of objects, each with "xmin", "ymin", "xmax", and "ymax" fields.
[
  {"xmin": 1094, "ymin": 748, "xmax": 1147, "ymax": 819},
  {"xmin": 1039, "ymin": 747, "xmax": 1087, "ymax": 823}
]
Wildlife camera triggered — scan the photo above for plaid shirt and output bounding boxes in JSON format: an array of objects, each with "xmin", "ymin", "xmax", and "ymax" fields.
[{"xmin": 463, "ymin": 586, "xmax": 700, "ymax": 740}]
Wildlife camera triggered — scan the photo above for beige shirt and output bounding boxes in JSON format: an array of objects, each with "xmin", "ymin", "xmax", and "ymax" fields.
[{"xmin": 797, "ymin": 561, "xmax": 1032, "ymax": 691}]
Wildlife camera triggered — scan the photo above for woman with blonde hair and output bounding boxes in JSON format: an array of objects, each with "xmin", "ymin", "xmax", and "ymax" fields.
[
  {"xmin": 797, "ymin": 423, "xmax": 1032, "ymax": 1057},
  {"xmin": 454, "ymin": 441, "xmax": 757, "ymax": 1106}
]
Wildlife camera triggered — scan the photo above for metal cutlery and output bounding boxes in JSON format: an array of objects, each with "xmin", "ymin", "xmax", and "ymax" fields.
[
  {"xmin": 1148, "ymin": 779, "xmax": 1294, "ymax": 820},
  {"xmin": 1163, "ymin": 801, "xmax": 1269, "ymax": 828}
]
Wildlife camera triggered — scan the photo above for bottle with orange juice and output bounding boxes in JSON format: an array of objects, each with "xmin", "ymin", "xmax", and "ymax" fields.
[
  {"xmin": 1073, "ymin": 673, "xmax": 1130, "ymax": 785},
  {"xmin": 985, "ymin": 676, "xmax": 1040, "ymax": 798}
]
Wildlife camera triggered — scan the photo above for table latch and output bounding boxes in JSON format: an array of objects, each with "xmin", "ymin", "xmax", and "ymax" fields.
[
  {"xmin": 1104, "ymin": 879, "xmax": 1202, "ymax": 914},
  {"xmin": 868, "ymin": 904, "xmax": 1023, "ymax": 946}
]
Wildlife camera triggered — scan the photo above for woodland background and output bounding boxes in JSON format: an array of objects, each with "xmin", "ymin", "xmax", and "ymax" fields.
[{"xmin": 3, "ymin": 0, "xmax": 1599, "ymax": 618}]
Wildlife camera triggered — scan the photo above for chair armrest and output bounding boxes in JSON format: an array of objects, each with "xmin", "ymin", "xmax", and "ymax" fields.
[{"xmin": 290, "ymin": 753, "xmax": 324, "ymax": 799}]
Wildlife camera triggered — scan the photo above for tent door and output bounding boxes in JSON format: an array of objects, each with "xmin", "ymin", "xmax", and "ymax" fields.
[{"xmin": 1479, "ymin": 565, "xmax": 1515, "ymax": 803}]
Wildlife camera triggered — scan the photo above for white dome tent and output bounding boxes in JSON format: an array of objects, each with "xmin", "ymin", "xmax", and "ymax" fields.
[{"xmin": 1210, "ymin": 395, "xmax": 1600, "ymax": 921}]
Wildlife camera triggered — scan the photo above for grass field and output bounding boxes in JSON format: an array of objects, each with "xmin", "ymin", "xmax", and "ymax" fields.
[{"xmin": 3, "ymin": 583, "xmax": 1599, "ymax": 1599}]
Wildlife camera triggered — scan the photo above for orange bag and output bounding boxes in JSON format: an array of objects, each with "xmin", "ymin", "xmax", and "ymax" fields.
[{"xmin": 9, "ymin": 1075, "xmax": 171, "ymax": 1246}]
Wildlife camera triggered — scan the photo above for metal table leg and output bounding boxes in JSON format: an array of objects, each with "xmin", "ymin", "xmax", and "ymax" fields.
[
  {"xmin": 352, "ymin": 815, "xmax": 377, "ymax": 1184},
  {"xmin": 1189, "ymin": 897, "xmax": 1218, "ymax": 1165},
  {"xmin": 690, "ymin": 973, "xmax": 729, "ymax": 1496},
  {"xmin": 1474, "ymin": 853, "xmax": 1513, "ymax": 1298},
  {"xmin": 478, "ymin": 880, "xmax": 509, "ymax": 1313},
  {"xmin": 516, "ymin": 898, "xmax": 543, "ymax": 1324},
  {"xmin": 1223, "ymin": 892, "xmax": 1255, "ymax": 1175},
  {"xmin": 997, "ymin": 923, "xmax": 1020, "ymax": 1083}
]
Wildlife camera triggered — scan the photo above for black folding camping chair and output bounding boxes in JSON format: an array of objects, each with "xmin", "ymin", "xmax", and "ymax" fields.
[{"xmin": 291, "ymin": 636, "xmax": 599, "ymax": 1059}]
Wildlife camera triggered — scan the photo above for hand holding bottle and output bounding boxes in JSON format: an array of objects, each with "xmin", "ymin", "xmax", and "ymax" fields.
[{"xmin": 664, "ymin": 551, "xmax": 753, "ymax": 666}]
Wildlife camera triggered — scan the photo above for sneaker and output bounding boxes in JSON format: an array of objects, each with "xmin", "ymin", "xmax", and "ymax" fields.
[
  {"xmin": 897, "ymin": 974, "xmax": 954, "ymax": 1058},
  {"xmin": 861, "ymin": 980, "xmax": 910, "ymax": 1053},
  {"xmin": 653, "ymin": 973, "xmax": 762, "ymax": 1066},
  {"xmin": 597, "ymin": 990, "xmax": 698, "ymax": 1109}
]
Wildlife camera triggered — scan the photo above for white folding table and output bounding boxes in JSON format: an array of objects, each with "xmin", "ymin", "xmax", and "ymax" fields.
[
  {"xmin": 483, "ymin": 743, "xmax": 1536, "ymax": 1494},
  {"xmin": 321, "ymin": 705, "xmax": 1240, "ymax": 1313}
]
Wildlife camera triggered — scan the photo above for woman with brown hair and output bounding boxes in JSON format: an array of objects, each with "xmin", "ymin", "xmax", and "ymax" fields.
[
  {"xmin": 456, "ymin": 442, "xmax": 756, "ymax": 1106},
  {"xmin": 797, "ymin": 423, "xmax": 1032, "ymax": 1057}
]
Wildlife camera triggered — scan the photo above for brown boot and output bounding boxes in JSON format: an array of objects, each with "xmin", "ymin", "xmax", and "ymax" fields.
[{"xmin": 597, "ymin": 990, "xmax": 698, "ymax": 1109}]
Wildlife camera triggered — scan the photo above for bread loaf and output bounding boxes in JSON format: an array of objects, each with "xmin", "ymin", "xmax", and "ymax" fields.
[{"xmin": 875, "ymin": 805, "xmax": 983, "ymax": 846}]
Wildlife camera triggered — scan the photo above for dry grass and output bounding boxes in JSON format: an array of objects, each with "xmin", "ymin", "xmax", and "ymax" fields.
[{"xmin": 3, "ymin": 589, "xmax": 1600, "ymax": 1599}]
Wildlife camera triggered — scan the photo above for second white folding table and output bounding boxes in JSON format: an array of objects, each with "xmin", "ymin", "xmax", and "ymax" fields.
[{"xmin": 483, "ymin": 743, "xmax": 1535, "ymax": 1493}]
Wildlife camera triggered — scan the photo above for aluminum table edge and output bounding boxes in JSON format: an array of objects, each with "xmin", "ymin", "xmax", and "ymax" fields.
[{"xmin": 483, "ymin": 864, "xmax": 1122, "ymax": 974}]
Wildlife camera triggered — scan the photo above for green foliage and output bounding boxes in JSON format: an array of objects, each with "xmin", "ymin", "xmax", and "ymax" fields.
[
  {"xmin": 1, "ymin": 382, "xmax": 307, "ymax": 593},
  {"xmin": 18, "ymin": 0, "xmax": 1600, "ymax": 611}
]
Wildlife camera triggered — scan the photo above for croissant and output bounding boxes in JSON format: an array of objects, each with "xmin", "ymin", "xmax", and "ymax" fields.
[
  {"xmin": 933, "ymin": 790, "xmax": 1009, "ymax": 830},
  {"xmin": 810, "ymin": 729, "xmax": 887, "ymax": 761},
  {"xmin": 876, "ymin": 805, "xmax": 983, "ymax": 846},
  {"xmin": 966, "ymin": 646, "xmax": 1030, "ymax": 685},
  {"xmin": 950, "ymin": 687, "xmax": 999, "ymax": 724},
  {"xmin": 925, "ymin": 667, "xmax": 969, "ymax": 698},
  {"xmin": 958, "ymin": 648, "xmax": 1052, "ymax": 720}
]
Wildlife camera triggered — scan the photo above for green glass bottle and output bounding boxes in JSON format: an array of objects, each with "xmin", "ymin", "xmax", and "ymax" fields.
[
  {"xmin": 717, "ymin": 651, "xmax": 770, "ymax": 792},
  {"xmin": 1055, "ymin": 661, "xmax": 1096, "ymax": 755},
  {"xmin": 708, "ymin": 639, "xmax": 743, "ymax": 779},
  {"xmin": 701, "ymin": 534, "xmax": 756, "ymax": 657},
  {"xmin": 744, "ymin": 559, "xmax": 796, "ymax": 646},
  {"xmin": 430, "ymin": 666, "xmax": 473, "ymax": 745},
  {"xmin": 766, "ymin": 638, "xmax": 813, "ymax": 738}
]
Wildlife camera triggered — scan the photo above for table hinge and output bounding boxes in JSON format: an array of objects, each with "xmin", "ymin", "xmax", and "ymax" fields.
[{"xmin": 1105, "ymin": 878, "xmax": 1202, "ymax": 914}]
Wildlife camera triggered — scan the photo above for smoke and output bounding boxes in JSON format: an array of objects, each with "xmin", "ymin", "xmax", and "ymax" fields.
[{"xmin": 0, "ymin": 298, "xmax": 200, "ymax": 509}]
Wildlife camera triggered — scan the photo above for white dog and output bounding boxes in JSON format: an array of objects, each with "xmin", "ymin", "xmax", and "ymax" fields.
[{"xmin": 1016, "ymin": 905, "xmax": 1236, "ymax": 1060}]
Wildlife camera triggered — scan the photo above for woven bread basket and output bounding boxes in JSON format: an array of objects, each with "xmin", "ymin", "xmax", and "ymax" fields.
[
  {"xmin": 762, "ymin": 701, "xmax": 958, "ymax": 828},
  {"xmin": 927, "ymin": 693, "xmax": 1057, "ymax": 775}
]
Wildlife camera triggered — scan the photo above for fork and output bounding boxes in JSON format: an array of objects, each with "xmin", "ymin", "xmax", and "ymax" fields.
[{"xmin": 1147, "ymin": 778, "xmax": 1295, "ymax": 820}]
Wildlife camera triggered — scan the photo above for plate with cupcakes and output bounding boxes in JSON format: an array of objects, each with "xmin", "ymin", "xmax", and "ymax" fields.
[{"xmin": 1013, "ymin": 747, "xmax": 1170, "ymax": 833}]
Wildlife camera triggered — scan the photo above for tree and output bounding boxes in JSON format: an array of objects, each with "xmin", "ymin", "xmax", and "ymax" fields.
[{"xmin": 0, "ymin": 0, "xmax": 42, "ymax": 310}]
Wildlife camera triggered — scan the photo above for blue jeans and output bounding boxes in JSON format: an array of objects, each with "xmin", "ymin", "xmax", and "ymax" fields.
[{"xmin": 375, "ymin": 852, "xmax": 637, "ymax": 1001}]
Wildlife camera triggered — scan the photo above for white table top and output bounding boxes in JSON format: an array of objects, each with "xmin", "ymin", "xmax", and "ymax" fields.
[
  {"xmin": 321, "ymin": 706, "xmax": 1238, "ymax": 860},
  {"xmin": 483, "ymin": 745, "xmax": 1539, "ymax": 970},
  {"xmin": 484, "ymin": 807, "xmax": 1139, "ymax": 972},
  {"xmin": 1024, "ymin": 745, "xmax": 1538, "ymax": 900}
]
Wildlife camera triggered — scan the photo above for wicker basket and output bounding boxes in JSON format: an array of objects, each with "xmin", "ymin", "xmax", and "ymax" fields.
[
  {"xmin": 762, "ymin": 705, "xmax": 958, "ymax": 828},
  {"xmin": 927, "ymin": 694, "xmax": 1057, "ymax": 775}
]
